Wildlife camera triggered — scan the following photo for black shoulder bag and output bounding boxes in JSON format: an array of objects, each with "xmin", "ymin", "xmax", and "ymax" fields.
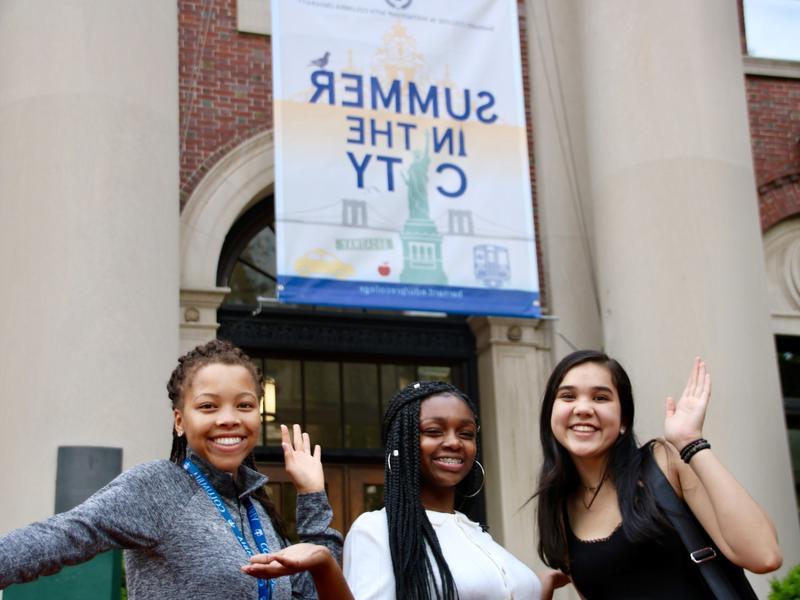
[{"xmin": 642, "ymin": 449, "xmax": 758, "ymax": 600}]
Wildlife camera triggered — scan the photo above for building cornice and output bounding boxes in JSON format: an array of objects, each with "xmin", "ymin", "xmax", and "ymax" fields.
[{"xmin": 744, "ymin": 55, "xmax": 800, "ymax": 79}]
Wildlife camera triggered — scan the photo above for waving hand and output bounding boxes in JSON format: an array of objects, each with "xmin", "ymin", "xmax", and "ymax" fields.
[
  {"xmin": 664, "ymin": 357, "xmax": 711, "ymax": 451},
  {"xmin": 282, "ymin": 424, "xmax": 324, "ymax": 494}
]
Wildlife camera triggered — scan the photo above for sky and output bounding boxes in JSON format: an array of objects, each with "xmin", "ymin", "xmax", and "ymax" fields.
[{"xmin": 744, "ymin": 0, "xmax": 800, "ymax": 61}]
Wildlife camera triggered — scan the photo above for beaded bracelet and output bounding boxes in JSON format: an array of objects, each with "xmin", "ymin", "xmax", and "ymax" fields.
[{"xmin": 679, "ymin": 438, "xmax": 711, "ymax": 464}]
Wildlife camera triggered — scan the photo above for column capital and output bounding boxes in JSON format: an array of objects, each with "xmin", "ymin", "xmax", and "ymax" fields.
[
  {"xmin": 179, "ymin": 287, "xmax": 230, "ymax": 353},
  {"xmin": 468, "ymin": 316, "xmax": 549, "ymax": 353},
  {"xmin": 180, "ymin": 287, "xmax": 230, "ymax": 308}
]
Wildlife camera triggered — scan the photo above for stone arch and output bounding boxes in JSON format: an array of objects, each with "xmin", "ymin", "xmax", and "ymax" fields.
[
  {"xmin": 765, "ymin": 215, "xmax": 800, "ymax": 336},
  {"xmin": 179, "ymin": 129, "xmax": 274, "ymax": 352},
  {"xmin": 759, "ymin": 172, "xmax": 800, "ymax": 232}
]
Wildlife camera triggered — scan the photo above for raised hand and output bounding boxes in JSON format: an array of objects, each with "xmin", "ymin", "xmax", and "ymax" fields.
[
  {"xmin": 282, "ymin": 424, "xmax": 324, "ymax": 494},
  {"xmin": 664, "ymin": 357, "xmax": 711, "ymax": 451}
]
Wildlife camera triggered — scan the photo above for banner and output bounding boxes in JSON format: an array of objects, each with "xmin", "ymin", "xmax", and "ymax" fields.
[{"xmin": 272, "ymin": 0, "xmax": 539, "ymax": 317}]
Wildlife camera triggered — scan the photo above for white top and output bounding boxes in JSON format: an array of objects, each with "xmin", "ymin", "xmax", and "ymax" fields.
[{"xmin": 343, "ymin": 508, "xmax": 541, "ymax": 600}]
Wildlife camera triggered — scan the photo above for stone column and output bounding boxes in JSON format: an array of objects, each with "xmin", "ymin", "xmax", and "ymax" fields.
[
  {"xmin": 526, "ymin": 0, "xmax": 800, "ymax": 593},
  {"xmin": 468, "ymin": 317, "xmax": 552, "ymax": 570},
  {"xmin": 0, "ymin": 1, "xmax": 179, "ymax": 531},
  {"xmin": 581, "ymin": 0, "xmax": 799, "ymax": 591}
]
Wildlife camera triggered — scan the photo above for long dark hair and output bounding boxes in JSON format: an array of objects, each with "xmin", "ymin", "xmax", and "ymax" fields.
[
  {"xmin": 382, "ymin": 381, "xmax": 482, "ymax": 600},
  {"xmin": 534, "ymin": 350, "xmax": 670, "ymax": 572},
  {"xmin": 166, "ymin": 339, "xmax": 290, "ymax": 542}
]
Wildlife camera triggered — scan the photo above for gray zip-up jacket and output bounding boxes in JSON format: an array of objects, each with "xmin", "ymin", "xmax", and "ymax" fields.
[{"xmin": 0, "ymin": 453, "xmax": 342, "ymax": 599}]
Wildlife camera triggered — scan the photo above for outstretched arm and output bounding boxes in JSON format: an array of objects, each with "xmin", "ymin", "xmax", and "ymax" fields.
[
  {"xmin": 243, "ymin": 544, "xmax": 354, "ymax": 600},
  {"xmin": 659, "ymin": 358, "xmax": 781, "ymax": 573},
  {"xmin": 0, "ymin": 462, "xmax": 170, "ymax": 589}
]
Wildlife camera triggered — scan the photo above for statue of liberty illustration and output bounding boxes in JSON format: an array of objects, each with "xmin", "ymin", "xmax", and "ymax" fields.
[{"xmin": 399, "ymin": 131, "xmax": 448, "ymax": 285}]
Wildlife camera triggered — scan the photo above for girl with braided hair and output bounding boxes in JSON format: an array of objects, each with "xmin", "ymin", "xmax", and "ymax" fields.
[
  {"xmin": 342, "ymin": 380, "xmax": 566, "ymax": 599},
  {"xmin": 0, "ymin": 339, "xmax": 349, "ymax": 599}
]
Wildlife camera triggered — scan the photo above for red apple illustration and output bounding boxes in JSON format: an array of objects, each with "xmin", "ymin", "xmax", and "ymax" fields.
[{"xmin": 378, "ymin": 262, "xmax": 391, "ymax": 276}]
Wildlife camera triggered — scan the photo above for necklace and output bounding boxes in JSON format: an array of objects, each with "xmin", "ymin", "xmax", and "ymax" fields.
[{"xmin": 580, "ymin": 476, "xmax": 607, "ymax": 510}]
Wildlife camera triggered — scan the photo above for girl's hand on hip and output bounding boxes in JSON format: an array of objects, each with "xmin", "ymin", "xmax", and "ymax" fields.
[
  {"xmin": 664, "ymin": 357, "xmax": 711, "ymax": 451},
  {"xmin": 282, "ymin": 423, "xmax": 324, "ymax": 493}
]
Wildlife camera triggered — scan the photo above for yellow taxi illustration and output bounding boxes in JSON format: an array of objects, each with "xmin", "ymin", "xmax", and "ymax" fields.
[{"xmin": 294, "ymin": 248, "xmax": 355, "ymax": 280}]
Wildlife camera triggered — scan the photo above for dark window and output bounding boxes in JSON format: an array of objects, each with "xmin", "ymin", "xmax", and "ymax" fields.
[
  {"xmin": 251, "ymin": 357, "xmax": 462, "ymax": 450},
  {"xmin": 777, "ymin": 335, "xmax": 800, "ymax": 514},
  {"xmin": 217, "ymin": 197, "xmax": 277, "ymax": 305}
]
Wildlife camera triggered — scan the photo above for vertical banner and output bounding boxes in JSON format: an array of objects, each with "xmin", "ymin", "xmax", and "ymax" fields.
[{"xmin": 272, "ymin": 0, "xmax": 539, "ymax": 317}]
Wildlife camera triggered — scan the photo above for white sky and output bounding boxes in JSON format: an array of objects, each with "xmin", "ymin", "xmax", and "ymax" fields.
[{"xmin": 744, "ymin": 0, "xmax": 800, "ymax": 61}]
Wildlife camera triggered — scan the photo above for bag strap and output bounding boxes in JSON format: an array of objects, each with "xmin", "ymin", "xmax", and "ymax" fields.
[{"xmin": 642, "ymin": 446, "xmax": 755, "ymax": 599}]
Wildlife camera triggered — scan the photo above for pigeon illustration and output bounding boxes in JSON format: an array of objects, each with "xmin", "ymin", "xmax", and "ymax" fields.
[{"xmin": 309, "ymin": 51, "xmax": 330, "ymax": 68}]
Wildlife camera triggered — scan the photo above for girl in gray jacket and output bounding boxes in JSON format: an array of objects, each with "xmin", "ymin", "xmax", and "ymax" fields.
[{"xmin": 0, "ymin": 339, "xmax": 347, "ymax": 599}]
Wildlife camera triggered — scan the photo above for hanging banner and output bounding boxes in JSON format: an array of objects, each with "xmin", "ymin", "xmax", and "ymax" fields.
[{"xmin": 272, "ymin": 0, "xmax": 539, "ymax": 317}]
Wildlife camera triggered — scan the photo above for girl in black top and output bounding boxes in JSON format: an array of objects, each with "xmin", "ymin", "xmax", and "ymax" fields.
[{"xmin": 534, "ymin": 350, "xmax": 781, "ymax": 599}]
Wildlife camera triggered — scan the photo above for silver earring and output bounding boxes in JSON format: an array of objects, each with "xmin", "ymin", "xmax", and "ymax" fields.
[
  {"xmin": 176, "ymin": 429, "xmax": 183, "ymax": 438},
  {"xmin": 463, "ymin": 460, "xmax": 485, "ymax": 498},
  {"xmin": 620, "ymin": 427, "xmax": 626, "ymax": 435},
  {"xmin": 386, "ymin": 449, "xmax": 399, "ymax": 472}
]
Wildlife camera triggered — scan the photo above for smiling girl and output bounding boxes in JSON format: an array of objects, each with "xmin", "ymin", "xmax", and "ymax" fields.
[
  {"xmin": 0, "ymin": 340, "xmax": 343, "ymax": 599},
  {"xmin": 340, "ymin": 380, "xmax": 566, "ymax": 600},
  {"xmin": 535, "ymin": 350, "xmax": 781, "ymax": 599}
]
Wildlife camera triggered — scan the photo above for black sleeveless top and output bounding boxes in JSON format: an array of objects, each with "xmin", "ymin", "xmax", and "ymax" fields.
[{"xmin": 567, "ymin": 519, "xmax": 711, "ymax": 599}]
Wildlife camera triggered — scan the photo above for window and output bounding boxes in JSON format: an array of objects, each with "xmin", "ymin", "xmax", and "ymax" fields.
[
  {"xmin": 777, "ymin": 335, "xmax": 800, "ymax": 514},
  {"xmin": 252, "ymin": 357, "xmax": 462, "ymax": 450},
  {"xmin": 217, "ymin": 197, "xmax": 276, "ymax": 305}
]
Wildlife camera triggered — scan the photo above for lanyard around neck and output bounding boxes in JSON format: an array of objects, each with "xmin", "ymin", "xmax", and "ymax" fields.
[{"xmin": 183, "ymin": 459, "xmax": 273, "ymax": 600}]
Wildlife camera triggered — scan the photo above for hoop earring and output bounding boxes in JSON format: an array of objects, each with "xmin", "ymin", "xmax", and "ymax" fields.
[
  {"xmin": 463, "ymin": 460, "xmax": 485, "ymax": 498},
  {"xmin": 386, "ymin": 449, "xmax": 398, "ymax": 473}
]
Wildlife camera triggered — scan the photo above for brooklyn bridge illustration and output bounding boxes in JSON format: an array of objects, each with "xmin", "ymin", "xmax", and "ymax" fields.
[{"xmin": 278, "ymin": 140, "xmax": 529, "ymax": 290}]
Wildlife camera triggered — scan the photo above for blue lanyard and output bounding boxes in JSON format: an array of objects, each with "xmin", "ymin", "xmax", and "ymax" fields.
[{"xmin": 183, "ymin": 459, "xmax": 273, "ymax": 600}]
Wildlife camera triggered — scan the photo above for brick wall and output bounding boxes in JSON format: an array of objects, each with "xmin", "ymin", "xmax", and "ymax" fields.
[
  {"xmin": 739, "ymin": 0, "xmax": 800, "ymax": 231},
  {"xmin": 745, "ymin": 75, "xmax": 800, "ymax": 230},
  {"xmin": 179, "ymin": 0, "xmax": 272, "ymax": 206}
]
